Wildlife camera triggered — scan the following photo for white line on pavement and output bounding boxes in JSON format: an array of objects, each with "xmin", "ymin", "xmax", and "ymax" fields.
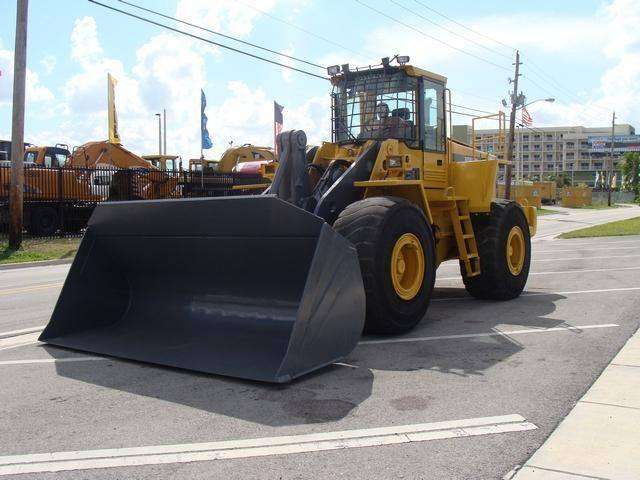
[
  {"xmin": 0, "ymin": 282, "xmax": 62, "ymax": 297},
  {"xmin": 0, "ymin": 332, "xmax": 41, "ymax": 351},
  {"xmin": 0, "ymin": 326, "xmax": 46, "ymax": 339},
  {"xmin": 431, "ymin": 286, "xmax": 640, "ymax": 302},
  {"xmin": 0, "ymin": 357, "xmax": 107, "ymax": 366},
  {"xmin": 533, "ymin": 246, "xmax": 640, "ymax": 254},
  {"xmin": 358, "ymin": 324, "xmax": 619, "ymax": 345},
  {"xmin": 437, "ymin": 265, "xmax": 640, "ymax": 281},
  {"xmin": 0, "ymin": 414, "xmax": 536, "ymax": 476}
]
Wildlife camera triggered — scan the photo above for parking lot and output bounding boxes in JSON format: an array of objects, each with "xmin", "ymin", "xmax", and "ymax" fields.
[{"xmin": 1, "ymin": 207, "xmax": 639, "ymax": 479}]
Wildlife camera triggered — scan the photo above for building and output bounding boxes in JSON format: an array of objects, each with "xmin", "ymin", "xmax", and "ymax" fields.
[{"xmin": 463, "ymin": 124, "xmax": 637, "ymax": 186}]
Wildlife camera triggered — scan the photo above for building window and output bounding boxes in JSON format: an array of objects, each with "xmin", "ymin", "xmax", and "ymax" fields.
[
  {"xmin": 546, "ymin": 134, "xmax": 553, "ymax": 140},
  {"xmin": 523, "ymin": 135, "xmax": 529, "ymax": 141},
  {"xmin": 567, "ymin": 153, "xmax": 574, "ymax": 159},
  {"xmin": 581, "ymin": 162, "xmax": 589, "ymax": 168},
  {"xmin": 534, "ymin": 144, "xmax": 541, "ymax": 150},
  {"xmin": 546, "ymin": 154, "xmax": 553, "ymax": 160},
  {"xmin": 594, "ymin": 162, "xmax": 602, "ymax": 168},
  {"xmin": 534, "ymin": 135, "xmax": 541, "ymax": 140},
  {"xmin": 523, "ymin": 145, "xmax": 529, "ymax": 151},
  {"xmin": 523, "ymin": 154, "xmax": 529, "ymax": 160},
  {"xmin": 534, "ymin": 154, "xmax": 540, "ymax": 159},
  {"xmin": 546, "ymin": 144, "xmax": 553, "ymax": 150},
  {"xmin": 567, "ymin": 142, "xmax": 575, "ymax": 148}
]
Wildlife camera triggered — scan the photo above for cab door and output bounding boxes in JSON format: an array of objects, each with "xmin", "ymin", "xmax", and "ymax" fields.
[{"xmin": 421, "ymin": 78, "xmax": 447, "ymax": 189}]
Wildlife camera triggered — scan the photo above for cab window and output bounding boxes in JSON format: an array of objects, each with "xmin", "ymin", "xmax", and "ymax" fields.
[
  {"xmin": 44, "ymin": 154, "xmax": 54, "ymax": 167},
  {"xmin": 24, "ymin": 151, "xmax": 37, "ymax": 163},
  {"xmin": 423, "ymin": 79, "xmax": 445, "ymax": 152},
  {"xmin": 55, "ymin": 153, "xmax": 67, "ymax": 167}
]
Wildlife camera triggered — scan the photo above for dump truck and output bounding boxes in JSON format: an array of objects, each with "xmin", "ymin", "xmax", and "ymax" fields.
[{"xmin": 40, "ymin": 57, "xmax": 536, "ymax": 383}]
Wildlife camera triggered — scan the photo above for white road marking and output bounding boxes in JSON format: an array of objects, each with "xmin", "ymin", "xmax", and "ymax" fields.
[
  {"xmin": 0, "ymin": 332, "xmax": 41, "ymax": 351},
  {"xmin": 358, "ymin": 324, "xmax": 619, "ymax": 345},
  {"xmin": 437, "ymin": 265, "xmax": 640, "ymax": 281},
  {"xmin": 0, "ymin": 414, "xmax": 536, "ymax": 476},
  {"xmin": 534, "ymin": 254, "xmax": 640, "ymax": 262},
  {"xmin": 0, "ymin": 325, "xmax": 46, "ymax": 339},
  {"xmin": 431, "ymin": 286, "xmax": 640, "ymax": 302},
  {"xmin": 0, "ymin": 357, "xmax": 107, "ymax": 366},
  {"xmin": 533, "ymin": 245, "xmax": 640, "ymax": 254}
]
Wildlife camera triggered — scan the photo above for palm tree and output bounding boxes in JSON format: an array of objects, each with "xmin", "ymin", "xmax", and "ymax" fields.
[{"xmin": 620, "ymin": 152, "xmax": 640, "ymax": 201}]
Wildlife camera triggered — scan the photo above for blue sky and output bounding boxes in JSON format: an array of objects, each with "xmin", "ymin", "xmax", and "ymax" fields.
[{"xmin": 1, "ymin": 0, "xmax": 637, "ymax": 159}]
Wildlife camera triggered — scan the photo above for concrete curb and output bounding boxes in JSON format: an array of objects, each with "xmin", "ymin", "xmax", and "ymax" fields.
[
  {"xmin": 0, "ymin": 258, "xmax": 74, "ymax": 271},
  {"xmin": 509, "ymin": 324, "xmax": 640, "ymax": 479}
]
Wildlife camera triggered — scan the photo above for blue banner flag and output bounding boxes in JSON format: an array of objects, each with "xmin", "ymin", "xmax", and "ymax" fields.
[{"xmin": 201, "ymin": 89, "xmax": 213, "ymax": 150}]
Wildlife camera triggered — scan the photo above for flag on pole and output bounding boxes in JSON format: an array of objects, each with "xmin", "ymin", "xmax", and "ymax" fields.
[
  {"xmin": 611, "ymin": 173, "xmax": 617, "ymax": 189},
  {"xmin": 521, "ymin": 107, "xmax": 533, "ymax": 126},
  {"xmin": 594, "ymin": 171, "xmax": 600, "ymax": 188},
  {"xmin": 201, "ymin": 89, "xmax": 213, "ymax": 151},
  {"xmin": 274, "ymin": 101, "xmax": 284, "ymax": 155},
  {"xmin": 107, "ymin": 73, "xmax": 121, "ymax": 144}
]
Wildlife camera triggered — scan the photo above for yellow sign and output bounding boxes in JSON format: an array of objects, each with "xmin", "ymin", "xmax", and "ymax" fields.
[{"xmin": 107, "ymin": 73, "xmax": 121, "ymax": 144}]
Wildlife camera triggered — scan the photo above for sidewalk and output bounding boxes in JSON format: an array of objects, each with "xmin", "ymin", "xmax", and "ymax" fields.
[{"xmin": 510, "ymin": 326, "xmax": 640, "ymax": 479}]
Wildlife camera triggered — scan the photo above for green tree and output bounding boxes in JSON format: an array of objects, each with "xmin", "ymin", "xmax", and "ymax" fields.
[{"xmin": 620, "ymin": 152, "xmax": 640, "ymax": 201}]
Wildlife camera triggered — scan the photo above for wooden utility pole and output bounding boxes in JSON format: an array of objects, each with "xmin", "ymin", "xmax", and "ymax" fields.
[
  {"xmin": 608, "ymin": 111, "xmax": 616, "ymax": 206},
  {"xmin": 504, "ymin": 50, "xmax": 521, "ymax": 200},
  {"xmin": 9, "ymin": 0, "xmax": 29, "ymax": 249}
]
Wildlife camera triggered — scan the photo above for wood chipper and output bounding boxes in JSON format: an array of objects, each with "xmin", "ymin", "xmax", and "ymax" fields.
[{"xmin": 40, "ymin": 57, "xmax": 536, "ymax": 383}]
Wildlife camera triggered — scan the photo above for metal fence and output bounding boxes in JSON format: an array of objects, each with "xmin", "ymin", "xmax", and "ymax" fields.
[{"xmin": 0, "ymin": 165, "xmax": 267, "ymax": 239}]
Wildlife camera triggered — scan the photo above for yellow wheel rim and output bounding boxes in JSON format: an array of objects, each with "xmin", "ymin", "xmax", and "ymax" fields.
[
  {"xmin": 506, "ymin": 226, "xmax": 526, "ymax": 276},
  {"xmin": 390, "ymin": 233, "xmax": 425, "ymax": 300}
]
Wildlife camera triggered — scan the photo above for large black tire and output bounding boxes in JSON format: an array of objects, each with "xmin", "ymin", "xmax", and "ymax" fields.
[
  {"xmin": 461, "ymin": 200, "xmax": 531, "ymax": 300},
  {"xmin": 334, "ymin": 197, "xmax": 436, "ymax": 334},
  {"xmin": 28, "ymin": 206, "xmax": 59, "ymax": 237}
]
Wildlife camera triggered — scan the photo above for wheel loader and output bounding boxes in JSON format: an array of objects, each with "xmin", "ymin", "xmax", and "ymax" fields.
[{"xmin": 40, "ymin": 57, "xmax": 536, "ymax": 383}]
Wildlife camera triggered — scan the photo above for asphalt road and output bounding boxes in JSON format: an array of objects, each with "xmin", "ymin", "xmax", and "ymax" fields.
[{"xmin": 0, "ymin": 206, "xmax": 639, "ymax": 479}]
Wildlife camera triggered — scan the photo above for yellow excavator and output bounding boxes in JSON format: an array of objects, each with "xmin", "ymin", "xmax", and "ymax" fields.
[{"xmin": 40, "ymin": 57, "xmax": 535, "ymax": 383}]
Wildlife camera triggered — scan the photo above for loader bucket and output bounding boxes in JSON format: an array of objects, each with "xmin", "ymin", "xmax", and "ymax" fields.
[{"xmin": 39, "ymin": 196, "xmax": 365, "ymax": 383}]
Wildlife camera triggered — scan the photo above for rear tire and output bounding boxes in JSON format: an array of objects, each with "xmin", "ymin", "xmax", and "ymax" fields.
[
  {"xmin": 334, "ymin": 196, "xmax": 436, "ymax": 334},
  {"xmin": 28, "ymin": 206, "xmax": 59, "ymax": 237},
  {"xmin": 461, "ymin": 200, "xmax": 531, "ymax": 300}
]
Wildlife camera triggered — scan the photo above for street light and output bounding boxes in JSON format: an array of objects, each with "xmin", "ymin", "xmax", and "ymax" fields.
[
  {"xmin": 155, "ymin": 113, "xmax": 161, "ymax": 155},
  {"xmin": 519, "ymin": 98, "xmax": 555, "ymax": 109}
]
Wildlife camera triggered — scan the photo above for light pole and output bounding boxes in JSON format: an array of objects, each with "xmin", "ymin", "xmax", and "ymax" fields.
[
  {"xmin": 520, "ymin": 98, "xmax": 555, "ymax": 109},
  {"xmin": 155, "ymin": 113, "xmax": 161, "ymax": 155}
]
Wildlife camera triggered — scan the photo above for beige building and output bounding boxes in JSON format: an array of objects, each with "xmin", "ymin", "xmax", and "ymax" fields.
[{"xmin": 455, "ymin": 124, "xmax": 636, "ymax": 185}]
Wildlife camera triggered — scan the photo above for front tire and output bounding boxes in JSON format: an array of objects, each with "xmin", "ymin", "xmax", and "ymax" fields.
[
  {"xmin": 461, "ymin": 200, "xmax": 531, "ymax": 300},
  {"xmin": 334, "ymin": 197, "xmax": 436, "ymax": 334}
]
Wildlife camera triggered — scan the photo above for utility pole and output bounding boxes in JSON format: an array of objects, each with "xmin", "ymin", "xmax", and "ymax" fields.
[
  {"xmin": 162, "ymin": 109, "xmax": 167, "ymax": 155},
  {"xmin": 504, "ymin": 50, "xmax": 521, "ymax": 200},
  {"xmin": 608, "ymin": 111, "xmax": 616, "ymax": 206},
  {"xmin": 155, "ymin": 113, "xmax": 161, "ymax": 155},
  {"xmin": 9, "ymin": 0, "xmax": 29, "ymax": 249}
]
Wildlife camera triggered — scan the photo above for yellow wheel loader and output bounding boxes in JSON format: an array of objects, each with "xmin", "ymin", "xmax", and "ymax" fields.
[{"xmin": 40, "ymin": 58, "xmax": 536, "ymax": 383}]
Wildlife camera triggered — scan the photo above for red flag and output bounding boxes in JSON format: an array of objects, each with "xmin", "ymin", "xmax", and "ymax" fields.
[
  {"xmin": 274, "ymin": 101, "xmax": 284, "ymax": 156},
  {"xmin": 521, "ymin": 107, "xmax": 533, "ymax": 126}
]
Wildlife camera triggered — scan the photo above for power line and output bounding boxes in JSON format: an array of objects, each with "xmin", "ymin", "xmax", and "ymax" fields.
[
  {"xmin": 355, "ymin": 0, "xmax": 512, "ymax": 72},
  {"xmin": 117, "ymin": 0, "xmax": 325, "ymax": 70},
  {"xmin": 87, "ymin": 0, "xmax": 328, "ymax": 81},
  {"xmin": 412, "ymin": 0, "xmax": 514, "ymax": 52},
  {"xmin": 451, "ymin": 103, "xmax": 496, "ymax": 115},
  {"xmin": 236, "ymin": 0, "xmax": 373, "ymax": 60},
  {"xmin": 410, "ymin": 0, "xmax": 613, "ymax": 118},
  {"xmin": 389, "ymin": 0, "xmax": 512, "ymax": 61}
]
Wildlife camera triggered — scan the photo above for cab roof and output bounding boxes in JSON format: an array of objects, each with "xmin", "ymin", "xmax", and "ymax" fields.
[{"xmin": 330, "ymin": 64, "xmax": 447, "ymax": 85}]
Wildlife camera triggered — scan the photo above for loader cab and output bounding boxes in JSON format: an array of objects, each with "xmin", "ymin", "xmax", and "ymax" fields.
[
  {"xmin": 329, "ymin": 62, "xmax": 447, "ymax": 155},
  {"xmin": 24, "ymin": 146, "xmax": 70, "ymax": 168},
  {"xmin": 142, "ymin": 154, "xmax": 180, "ymax": 171}
]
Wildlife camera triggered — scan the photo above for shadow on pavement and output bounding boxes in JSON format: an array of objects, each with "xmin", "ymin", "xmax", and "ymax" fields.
[
  {"xmin": 350, "ymin": 287, "xmax": 570, "ymax": 377},
  {"xmin": 44, "ymin": 344, "xmax": 373, "ymax": 427},
  {"xmin": 45, "ymin": 286, "xmax": 569, "ymax": 424}
]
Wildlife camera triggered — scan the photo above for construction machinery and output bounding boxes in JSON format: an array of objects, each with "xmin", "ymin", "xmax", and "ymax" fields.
[
  {"xmin": 0, "ymin": 141, "xmax": 180, "ymax": 235},
  {"xmin": 185, "ymin": 144, "xmax": 277, "ymax": 197},
  {"xmin": 40, "ymin": 57, "xmax": 536, "ymax": 383}
]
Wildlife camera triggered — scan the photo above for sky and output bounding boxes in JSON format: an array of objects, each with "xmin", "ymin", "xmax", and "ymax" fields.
[{"xmin": 0, "ymin": 0, "xmax": 638, "ymax": 160}]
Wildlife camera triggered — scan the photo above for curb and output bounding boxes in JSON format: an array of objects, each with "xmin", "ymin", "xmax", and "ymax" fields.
[{"xmin": 0, "ymin": 258, "xmax": 74, "ymax": 271}]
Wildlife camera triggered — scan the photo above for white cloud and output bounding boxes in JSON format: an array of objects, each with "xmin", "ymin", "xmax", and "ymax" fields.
[
  {"xmin": 40, "ymin": 55, "xmax": 56, "ymax": 74},
  {"xmin": 70, "ymin": 16, "xmax": 104, "ymax": 65},
  {"xmin": 0, "ymin": 47, "xmax": 54, "ymax": 106}
]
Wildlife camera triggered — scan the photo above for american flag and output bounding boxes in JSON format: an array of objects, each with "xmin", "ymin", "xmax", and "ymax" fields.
[
  {"xmin": 274, "ymin": 101, "xmax": 284, "ymax": 155},
  {"xmin": 521, "ymin": 107, "xmax": 533, "ymax": 126}
]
